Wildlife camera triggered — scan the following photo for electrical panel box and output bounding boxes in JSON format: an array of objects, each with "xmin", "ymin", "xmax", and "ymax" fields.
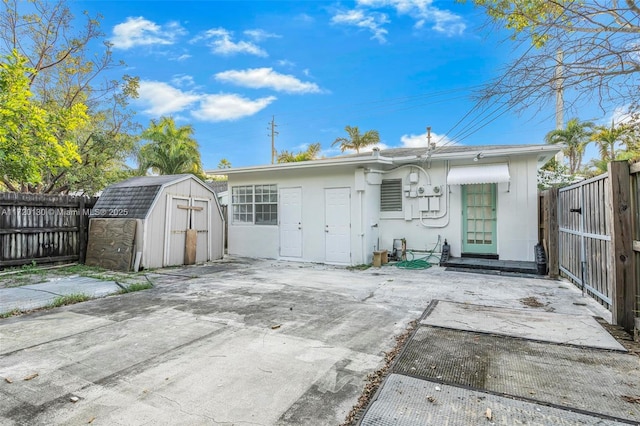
[
  {"xmin": 409, "ymin": 191, "xmax": 417, "ymax": 198},
  {"xmin": 409, "ymin": 172, "xmax": 419, "ymax": 184},
  {"xmin": 418, "ymin": 197, "xmax": 430, "ymax": 212},
  {"xmin": 403, "ymin": 185, "xmax": 411, "ymax": 192},
  {"xmin": 429, "ymin": 196, "xmax": 441, "ymax": 211},
  {"xmin": 404, "ymin": 204, "xmax": 413, "ymax": 221}
]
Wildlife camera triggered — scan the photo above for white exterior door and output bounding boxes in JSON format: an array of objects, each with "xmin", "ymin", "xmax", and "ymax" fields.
[
  {"xmin": 325, "ymin": 187, "xmax": 351, "ymax": 264},
  {"xmin": 165, "ymin": 196, "xmax": 210, "ymax": 266},
  {"xmin": 280, "ymin": 187, "xmax": 302, "ymax": 257},
  {"xmin": 166, "ymin": 196, "xmax": 190, "ymax": 266},
  {"xmin": 192, "ymin": 198, "xmax": 210, "ymax": 263}
]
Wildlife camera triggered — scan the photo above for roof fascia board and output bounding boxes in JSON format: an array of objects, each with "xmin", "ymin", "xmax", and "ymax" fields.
[{"xmin": 212, "ymin": 156, "xmax": 394, "ymax": 175}]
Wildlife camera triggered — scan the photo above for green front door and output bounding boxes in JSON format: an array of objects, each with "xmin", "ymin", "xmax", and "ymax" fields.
[{"xmin": 462, "ymin": 183, "xmax": 497, "ymax": 255}]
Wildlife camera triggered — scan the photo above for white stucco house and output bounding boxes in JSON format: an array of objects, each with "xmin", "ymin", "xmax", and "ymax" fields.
[{"xmin": 210, "ymin": 144, "xmax": 561, "ymax": 265}]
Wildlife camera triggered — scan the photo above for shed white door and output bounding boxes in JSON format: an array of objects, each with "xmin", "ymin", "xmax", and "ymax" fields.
[
  {"xmin": 192, "ymin": 198, "xmax": 210, "ymax": 263},
  {"xmin": 325, "ymin": 188, "xmax": 351, "ymax": 264},
  {"xmin": 165, "ymin": 196, "xmax": 210, "ymax": 266},
  {"xmin": 280, "ymin": 187, "xmax": 302, "ymax": 257},
  {"xmin": 167, "ymin": 196, "xmax": 190, "ymax": 266}
]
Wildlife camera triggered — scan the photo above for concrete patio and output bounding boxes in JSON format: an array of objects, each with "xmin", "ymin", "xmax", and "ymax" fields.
[{"xmin": 0, "ymin": 258, "xmax": 632, "ymax": 425}]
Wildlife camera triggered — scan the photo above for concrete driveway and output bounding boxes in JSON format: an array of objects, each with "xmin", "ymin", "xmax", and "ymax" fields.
[{"xmin": 0, "ymin": 258, "xmax": 612, "ymax": 425}]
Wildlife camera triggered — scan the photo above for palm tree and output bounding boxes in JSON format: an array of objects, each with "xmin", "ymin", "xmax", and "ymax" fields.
[
  {"xmin": 332, "ymin": 125, "xmax": 380, "ymax": 154},
  {"xmin": 545, "ymin": 118, "xmax": 594, "ymax": 174},
  {"xmin": 591, "ymin": 120, "xmax": 627, "ymax": 163},
  {"xmin": 138, "ymin": 117, "xmax": 204, "ymax": 178},
  {"xmin": 278, "ymin": 143, "xmax": 321, "ymax": 163}
]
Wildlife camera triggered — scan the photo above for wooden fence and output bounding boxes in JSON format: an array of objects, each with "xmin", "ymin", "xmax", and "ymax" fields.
[
  {"xmin": 0, "ymin": 193, "xmax": 97, "ymax": 268},
  {"xmin": 539, "ymin": 161, "xmax": 638, "ymax": 334}
]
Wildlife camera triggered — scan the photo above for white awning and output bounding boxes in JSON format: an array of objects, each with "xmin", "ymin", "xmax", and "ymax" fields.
[{"xmin": 447, "ymin": 163, "xmax": 510, "ymax": 185}]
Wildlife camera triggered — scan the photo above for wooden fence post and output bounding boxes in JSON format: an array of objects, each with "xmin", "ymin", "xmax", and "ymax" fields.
[
  {"xmin": 608, "ymin": 161, "xmax": 635, "ymax": 332},
  {"xmin": 545, "ymin": 188, "xmax": 560, "ymax": 278},
  {"xmin": 79, "ymin": 197, "xmax": 86, "ymax": 264}
]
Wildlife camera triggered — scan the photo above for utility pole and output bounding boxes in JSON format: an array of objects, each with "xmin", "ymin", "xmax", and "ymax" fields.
[
  {"xmin": 427, "ymin": 126, "xmax": 433, "ymax": 148},
  {"xmin": 555, "ymin": 50, "xmax": 565, "ymax": 165},
  {"xmin": 555, "ymin": 50, "xmax": 564, "ymax": 130},
  {"xmin": 268, "ymin": 116, "xmax": 278, "ymax": 164}
]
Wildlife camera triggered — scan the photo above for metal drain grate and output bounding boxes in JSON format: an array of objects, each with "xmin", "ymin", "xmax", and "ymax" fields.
[
  {"xmin": 361, "ymin": 374, "xmax": 630, "ymax": 426},
  {"xmin": 392, "ymin": 326, "xmax": 640, "ymax": 422}
]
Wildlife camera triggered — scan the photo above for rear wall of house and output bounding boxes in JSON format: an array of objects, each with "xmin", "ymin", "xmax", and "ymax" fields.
[
  {"xmin": 227, "ymin": 167, "xmax": 363, "ymax": 264},
  {"xmin": 373, "ymin": 156, "xmax": 539, "ymax": 262}
]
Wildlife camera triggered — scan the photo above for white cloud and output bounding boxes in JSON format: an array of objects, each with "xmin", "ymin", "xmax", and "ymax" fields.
[
  {"xmin": 111, "ymin": 17, "xmax": 185, "ymax": 49},
  {"xmin": 171, "ymin": 74, "xmax": 196, "ymax": 87},
  {"xmin": 331, "ymin": 9, "xmax": 389, "ymax": 43},
  {"xmin": 192, "ymin": 94, "xmax": 276, "ymax": 122},
  {"xmin": 277, "ymin": 59, "xmax": 296, "ymax": 67},
  {"xmin": 137, "ymin": 80, "xmax": 275, "ymax": 122},
  {"xmin": 173, "ymin": 53, "xmax": 192, "ymax": 61},
  {"xmin": 244, "ymin": 29, "xmax": 281, "ymax": 41},
  {"xmin": 215, "ymin": 68, "xmax": 321, "ymax": 94},
  {"xmin": 609, "ymin": 105, "xmax": 635, "ymax": 125},
  {"xmin": 136, "ymin": 81, "xmax": 201, "ymax": 115},
  {"xmin": 355, "ymin": 0, "xmax": 465, "ymax": 36},
  {"xmin": 400, "ymin": 130, "xmax": 455, "ymax": 147},
  {"xmin": 192, "ymin": 28, "xmax": 267, "ymax": 57}
]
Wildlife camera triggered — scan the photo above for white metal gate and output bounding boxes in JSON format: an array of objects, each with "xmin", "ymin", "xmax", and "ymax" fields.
[{"xmin": 558, "ymin": 174, "xmax": 612, "ymax": 307}]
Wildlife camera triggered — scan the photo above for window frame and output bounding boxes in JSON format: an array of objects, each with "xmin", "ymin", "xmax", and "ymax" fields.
[{"xmin": 231, "ymin": 184, "xmax": 278, "ymax": 225}]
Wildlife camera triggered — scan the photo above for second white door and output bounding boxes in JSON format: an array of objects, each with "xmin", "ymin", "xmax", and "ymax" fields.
[
  {"xmin": 325, "ymin": 187, "xmax": 351, "ymax": 264},
  {"xmin": 280, "ymin": 187, "xmax": 302, "ymax": 257}
]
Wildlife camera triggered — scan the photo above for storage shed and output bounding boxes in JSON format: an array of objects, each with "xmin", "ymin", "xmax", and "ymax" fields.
[{"xmin": 88, "ymin": 174, "xmax": 224, "ymax": 270}]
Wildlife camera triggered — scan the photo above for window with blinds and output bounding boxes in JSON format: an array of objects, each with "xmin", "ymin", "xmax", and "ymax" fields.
[{"xmin": 380, "ymin": 179, "xmax": 402, "ymax": 211}]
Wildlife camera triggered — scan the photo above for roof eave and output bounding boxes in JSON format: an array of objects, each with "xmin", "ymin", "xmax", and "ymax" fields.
[{"xmin": 207, "ymin": 155, "xmax": 394, "ymax": 175}]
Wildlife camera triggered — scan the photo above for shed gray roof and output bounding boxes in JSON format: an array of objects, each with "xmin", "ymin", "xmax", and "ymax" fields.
[
  {"xmin": 90, "ymin": 174, "xmax": 194, "ymax": 219},
  {"xmin": 207, "ymin": 180, "xmax": 228, "ymax": 194}
]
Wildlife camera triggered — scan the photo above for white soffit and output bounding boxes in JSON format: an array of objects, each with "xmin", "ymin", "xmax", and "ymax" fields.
[{"xmin": 447, "ymin": 163, "xmax": 510, "ymax": 185}]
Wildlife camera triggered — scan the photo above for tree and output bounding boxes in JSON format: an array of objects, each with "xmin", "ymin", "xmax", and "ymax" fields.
[
  {"xmin": 0, "ymin": 51, "xmax": 88, "ymax": 190},
  {"xmin": 138, "ymin": 117, "xmax": 205, "ymax": 178},
  {"xmin": 544, "ymin": 118, "xmax": 594, "ymax": 174},
  {"xmin": 466, "ymin": 0, "xmax": 640, "ymax": 114},
  {"xmin": 591, "ymin": 121, "xmax": 629, "ymax": 163},
  {"xmin": 218, "ymin": 158, "xmax": 232, "ymax": 169},
  {"xmin": 332, "ymin": 126, "xmax": 380, "ymax": 154},
  {"xmin": 277, "ymin": 143, "xmax": 321, "ymax": 163},
  {"xmin": 0, "ymin": 0, "xmax": 139, "ymax": 193}
]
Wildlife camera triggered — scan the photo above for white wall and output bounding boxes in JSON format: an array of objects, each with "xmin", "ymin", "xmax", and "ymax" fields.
[
  {"xmin": 227, "ymin": 167, "xmax": 361, "ymax": 264},
  {"xmin": 228, "ymin": 153, "xmax": 541, "ymax": 265},
  {"xmin": 375, "ymin": 163, "xmax": 452, "ymax": 257}
]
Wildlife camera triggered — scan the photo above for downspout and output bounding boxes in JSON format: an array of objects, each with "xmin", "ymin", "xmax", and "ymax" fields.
[{"xmin": 359, "ymin": 191, "xmax": 365, "ymax": 265}]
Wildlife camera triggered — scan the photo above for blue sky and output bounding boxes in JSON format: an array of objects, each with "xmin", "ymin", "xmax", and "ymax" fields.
[{"xmin": 71, "ymin": 0, "xmax": 618, "ymax": 169}]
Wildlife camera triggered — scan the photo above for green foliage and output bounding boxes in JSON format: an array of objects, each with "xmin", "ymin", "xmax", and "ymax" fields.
[
  {"xmin": 461, "ymin": 0, "xmax": 569, "ymax": 47},
  {"xmin": 0, "ymin": 309, "xmax": 21, "ymax": 319},
  {"xmin": 544, "ymin": 118, "xmax": 594, "ymax": 175},
  {"xmin": 138, "ymin": 117, "xmax": 205, "ymax": 179},
  {"xmin": 332, "ymin": 126, "xmax": 380, "ymax": 154},
  {"xmin": 0, "ymin": 51, "xmax": 88, "ymax": 186},
  {"xmin": 47, "ymin": 293, "xmax": 90, "ymax": 308},
  {"xmin": 0, "ymin": 0, "xmax": 139, "ymax": 194},
  {"xmin": 218, "ymin": 158, "xmax": 232, "ymax": 169},
  {"xmin": 118, "ymin": 282, "xmax": 153, "ymax": 294},
  {"xmin": 277, "ymin": 143, "xmax": 321, "ymax": 163}
]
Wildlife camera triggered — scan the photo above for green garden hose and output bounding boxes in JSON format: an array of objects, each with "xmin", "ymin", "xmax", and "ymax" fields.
[{"xmin": 394, "ymin": 250, "xmax": 439, "ymax": 269}]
